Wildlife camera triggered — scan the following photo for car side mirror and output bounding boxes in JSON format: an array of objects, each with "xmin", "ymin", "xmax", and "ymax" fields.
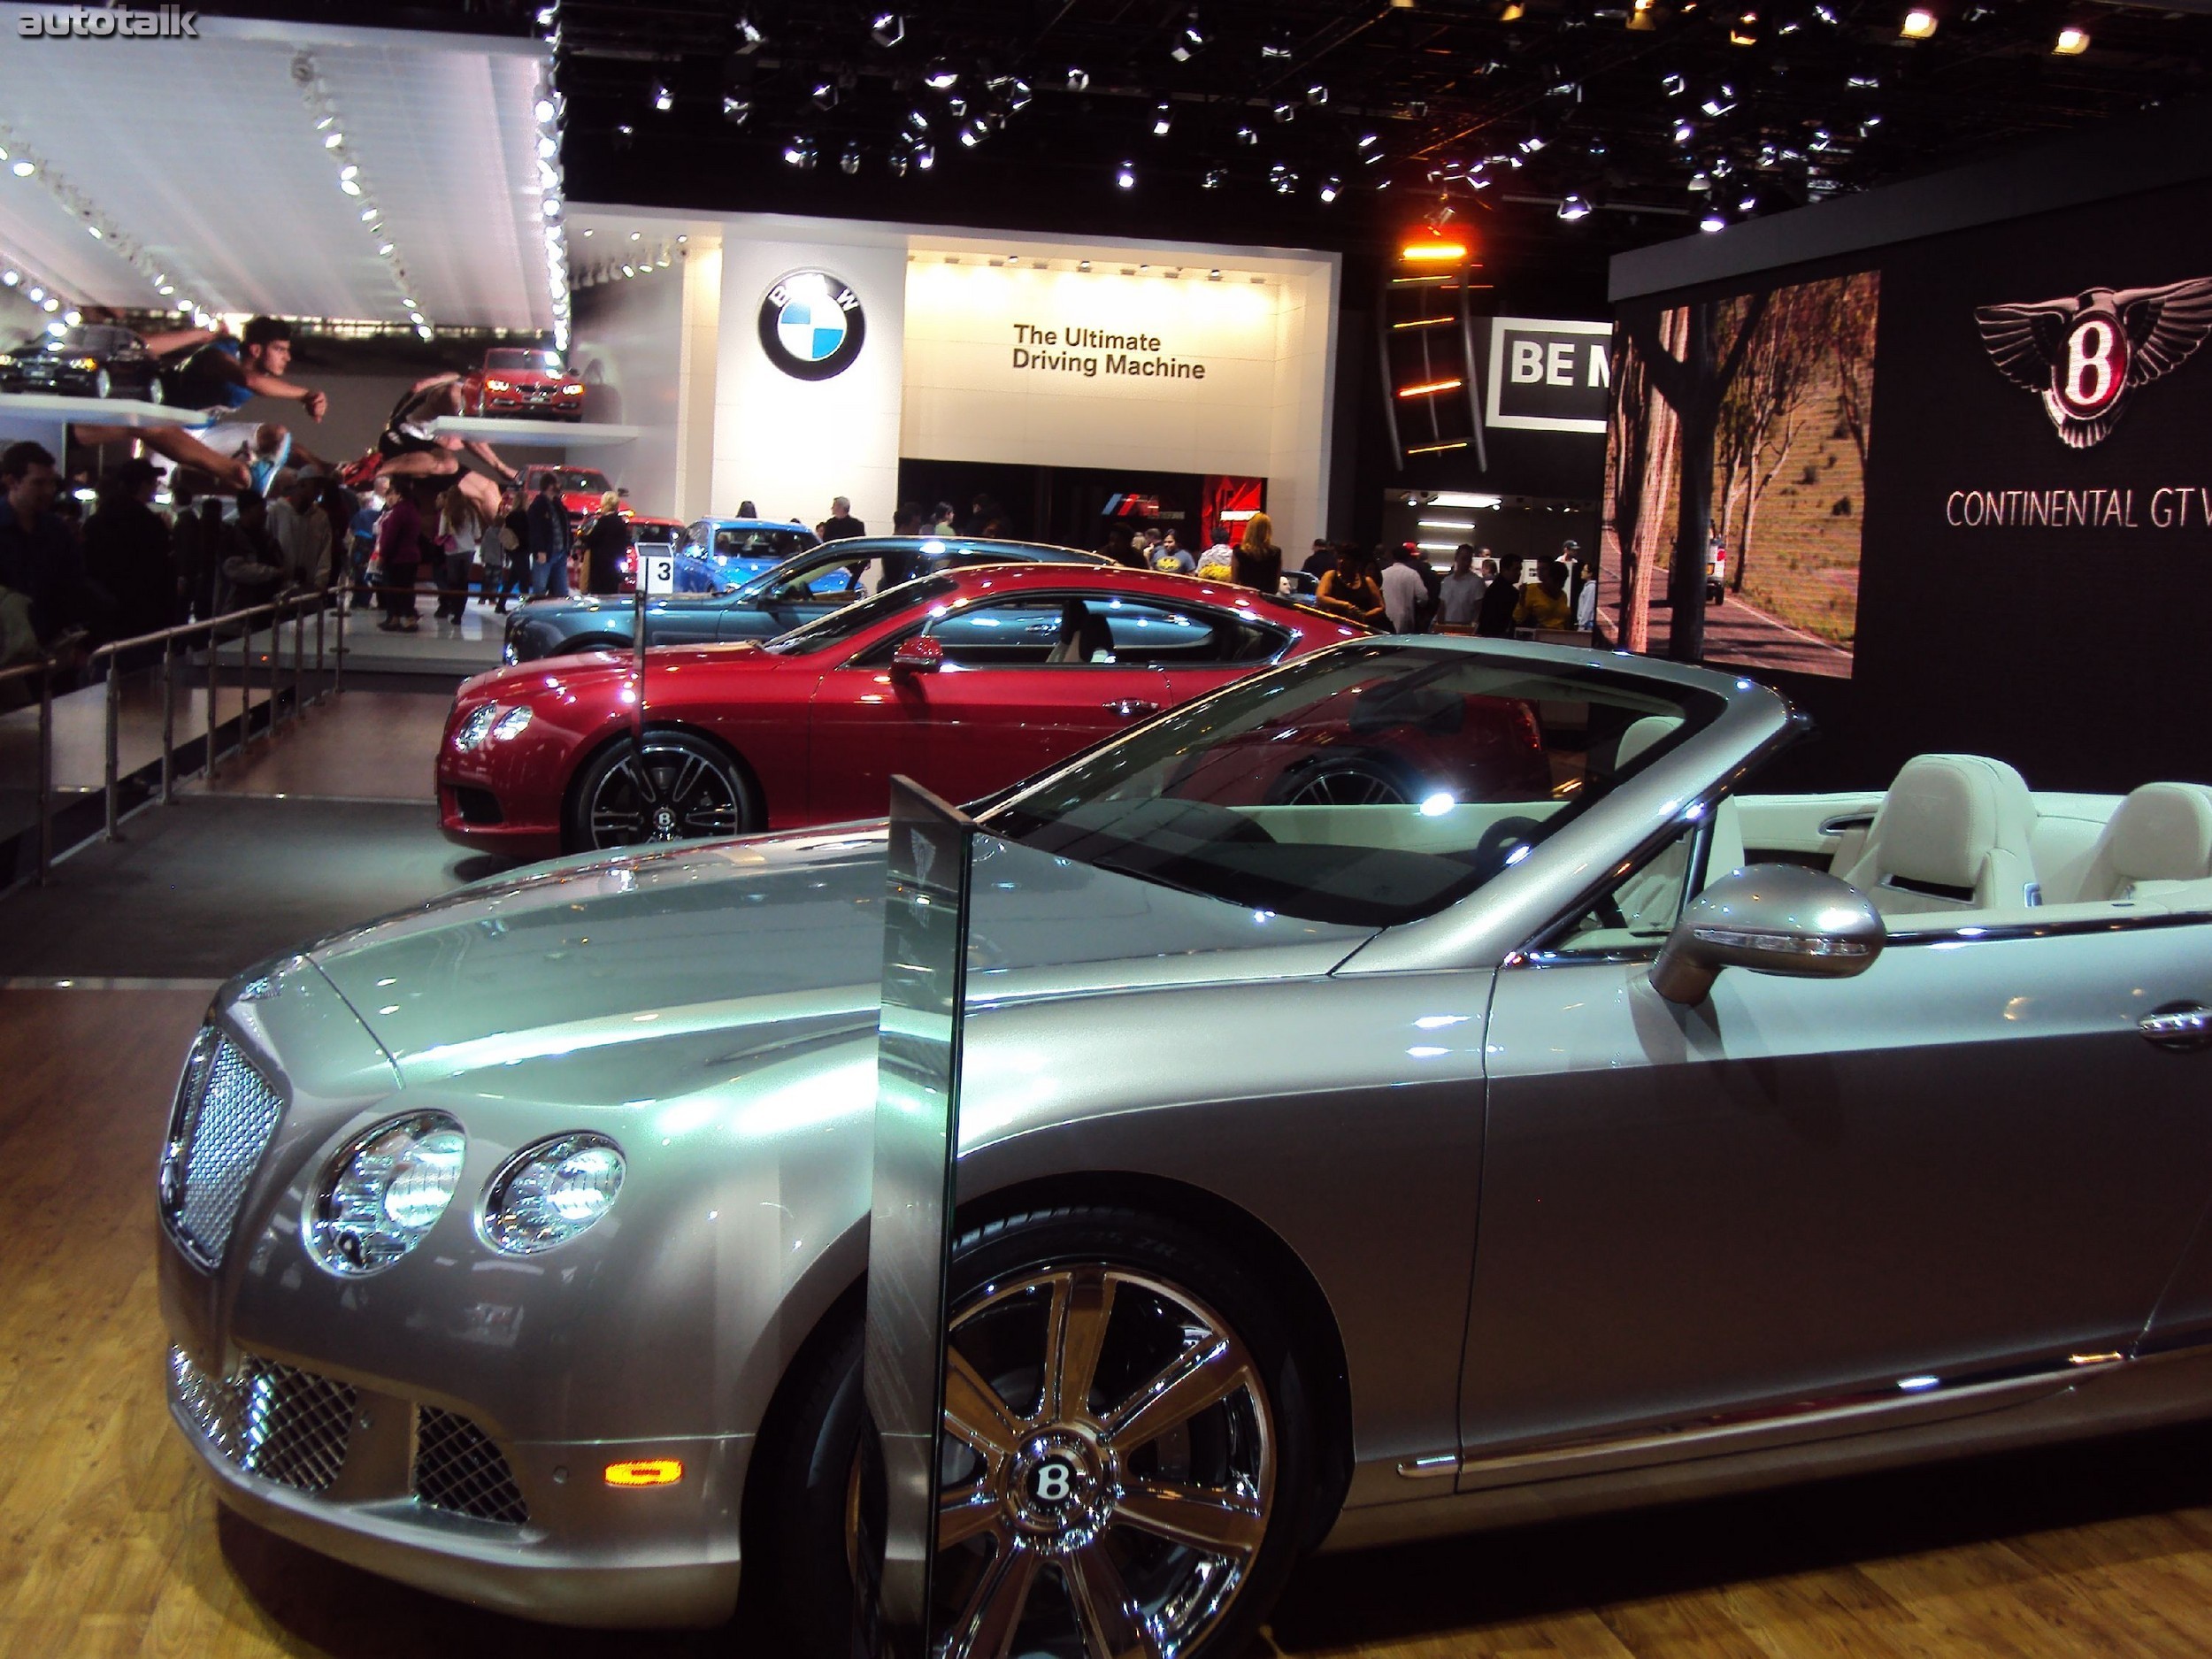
[
  {"xmin": 891, "ymin": 634, "xmax": 945, "ymax": 676},
  {"xmin": 1650, "ymin": 864, "xmax": 1884, "ymax": 1006},
  {"xmin": 617, "ymin": 487, "xmax": 630, "ymax": 498}
]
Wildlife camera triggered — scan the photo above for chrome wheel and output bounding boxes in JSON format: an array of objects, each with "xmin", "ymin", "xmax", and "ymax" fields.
[
  {"xmin": 583, "ymin": 737, "xmax": 742, "ymax": 848},
  {"xmin": 1275, "ymin": 757, "xmax": 1411, "ymax": 807},
  {"xmin": 923, "ymin": 1264, "xmax": 1276, "ymax": 1659}
]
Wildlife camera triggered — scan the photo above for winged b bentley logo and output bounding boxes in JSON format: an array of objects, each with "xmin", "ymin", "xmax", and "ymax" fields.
[{"xmin": 1975, "ymin": 278, "xmax": 2212, "ymax": 449}]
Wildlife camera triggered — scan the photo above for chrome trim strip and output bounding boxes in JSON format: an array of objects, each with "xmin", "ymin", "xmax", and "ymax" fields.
[
  {"xmin": 1395, "ymin": 1350, "xmax": 2131, "ymax": 1482},
  {"xmin": 1887, "ymin": 911, "xmax": 2210, "ymax": 947}
]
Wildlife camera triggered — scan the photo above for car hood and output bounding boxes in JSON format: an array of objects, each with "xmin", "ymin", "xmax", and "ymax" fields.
[
  {"xmin": 304, "ymin": 824, "xmax": 1371, "ymax": 1093},
  {"xmin": 458, "ymin": 639, "xmax": 770, "ymax": 701}
]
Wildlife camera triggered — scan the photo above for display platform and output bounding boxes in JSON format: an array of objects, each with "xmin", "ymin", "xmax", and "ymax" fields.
[
  {"xmin": 324, "ymin": 603, "xmax": 507, "ymax": 678},
  {"xmin": 0, "ymin": 392, "xmax": 210, "ymax": 427},
  {"xmin": 429, "ymin": 415, "xmax": 641, "ymax": 448}
]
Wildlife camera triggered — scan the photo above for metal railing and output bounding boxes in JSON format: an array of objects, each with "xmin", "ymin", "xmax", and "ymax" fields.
[
  {"xmin": 0, "ymin": 652, "xmax": 60, "ymax": 884},
  {"xmin": 84, "ymin": 587, "xmax": 352, "ymax": 844}
]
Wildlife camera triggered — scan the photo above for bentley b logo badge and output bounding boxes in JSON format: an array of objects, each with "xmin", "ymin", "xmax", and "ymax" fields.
[{"xmin": 1975, "ymin": 277, "xmax": 2212, "ymax": 449}]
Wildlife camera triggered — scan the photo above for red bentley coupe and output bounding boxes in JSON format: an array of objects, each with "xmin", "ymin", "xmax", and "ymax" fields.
[{"xmin": 437, "ymin": 565, "xmax": 1382, "ymax": 860}]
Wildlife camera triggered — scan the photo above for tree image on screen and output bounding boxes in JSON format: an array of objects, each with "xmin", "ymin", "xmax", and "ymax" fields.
[{"xmin": 1602, "ymin": 271, "xmax": 1878, "ymax": 679}]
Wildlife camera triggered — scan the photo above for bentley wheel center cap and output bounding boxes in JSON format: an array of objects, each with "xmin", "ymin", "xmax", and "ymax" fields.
[
  {"xmin": 1006, "ymin": 1432, "xmax": 1111, "ymax": 1545},
  {"xmin": 654, "ymin": 807, "xmax": 676, "ymax": 833}
]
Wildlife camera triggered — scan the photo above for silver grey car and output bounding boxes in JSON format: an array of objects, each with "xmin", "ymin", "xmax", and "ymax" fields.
[{"xmin": 157, "ymin": 637, "xmax": 2212, "ymax": 1658}]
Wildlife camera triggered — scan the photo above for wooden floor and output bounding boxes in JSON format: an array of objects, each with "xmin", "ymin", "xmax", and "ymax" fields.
[{"xmin": 10, "ymin": 986, "xmax": 2212, "ymax": 1658}]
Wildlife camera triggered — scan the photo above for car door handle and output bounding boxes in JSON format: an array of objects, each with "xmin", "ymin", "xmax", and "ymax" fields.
[
  {"xmin": 1102, "ymin": 699, "xmax": 1159, "ymax": 719},
  {"xmin": 2140, "ymin": 1003, "xmax": 2212, "ymax": 1051}
]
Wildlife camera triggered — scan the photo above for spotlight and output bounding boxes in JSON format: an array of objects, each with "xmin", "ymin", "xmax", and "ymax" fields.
[
  {"xmin": 537, "ymin": 134, "xmax": 557, "ymax": 158},
  {"xmin": 841, "ymin": 144, "xmax": 862, "ymax": 174},
  {"xmin": 323, "ymin": 130, "xmax": 345, "ymax": 149},
  {"xmin": 26, "ymin": 286, "xmax": 42, "ymax": 302},
  {"xmin": 1661, "ymin": 72, "xmax": 1686, "ymax": 95},
  {"xmin": 1116, "ymin": 159, "xmax": 1136, "ymax": 188},
  {"xmin": 1154, "ymin": 102, "xmax": 1172, "ymax": 136},
  {"xmin": 812, "ymin": 81, "xmax": 839, "ymax": 109},
  {"xmin": 1306, "ymin": 82, "xmax": 1329, "ymax": 105},
  {"xmin": 724, "ymin": 94, "xmax": 751, "ymax": 123},
  {"xmin": 2054, "ymin": 24, "xmax": 2088, "ymax": 51},
  {"xmin": 1066, "ymin": 66, "xmax": 1090, "ymax": 90},
  {"xmin": 1171, "ymin": 15, "xmax": 1206, "ymax": 60},
  {"xmin": 959, "ymin": 120, "xmax": 985, "ymax": 148},
  {"xmin": 1558, "ymin": 193, "xmax": 1592, "ymax": 219},
  {"xmin": 1520, "ymin": 133, "xmax": 1547, "ymax": 152},
  {"xmin": 9, "ymin": 158, "xmax": 33, "ymax": 178},
  {"xmin": 782, "ymin": 136, "xmax": 817, "ymax": 169},
  {"xmin": 1700, "ymin": 210, "xmax": 1726, "ymax": 231},
  {"xmin": 1007, "ymin": 79, "xmax": 1033, "ymax": 110},
  {"xmin": 870, "ymin": 11, "xmax": 904, "ymax": 48},
  {"xmin": 925, "ymin": 61, "xmax": 959, "ymax": 89},
  {"xmin": 914, "ymin": 142, "xmax": 934, "ymax": 169},
  {"xmin": 1357, "ymin": 132, "xmax": 1379, "ymax": 149},
  {"xmin": 1202, "ymin": 166, "xmax": 1226, "ymax": 188},
  {"xmin": 1701, "ymin": 88, "xmax": 1735, "ymax": 115},
  {"xmin": 651, "ymin": 81, "xmax": 673, "ymax": 112},
  {"xmin": 1269, "ymin": 162, "xmax": 1297, "ymax": 194},
  {"xmin": 612, "ymin": 122, "xmax": 634, "ymax": 150},
  {"xmin": 1271, "ymin": 101, "xmax": 1295, "ymax": 123},
  {"xmin": 534, "ymin": 96, "xmax": 557, "ymax": 122},
  {"xmin": 1900, "ymin": 7, "xmax": 1936, "ymax": 35},
  {"xmin": 888, "ymin": 149, "xmax": 910, "ymax": 177},
  {"xmin": 1261, "ymin": 36, "xmax": 1293, "ymax": 60},
  {"xmin": 734, "ymin": 14, "xmax": 764, "ymax": 51},
  {"xmin": 1738, "ymin": 193, "xmax": 1758, "ymax": 213},
  {"xmin": 1673, "ymin": 120, "xmax": 1696, "ymax": 143},
  {"xmin": 1235, "ymin": 125, "xmax": 1258, "ymax": 146},
  {"xmin": 908, "ymin": 108, "xmax": 930, "ymax": 132},
  {"xmin": 1318, "ymin": 175, "xmax": 1341, "ymax": 203}
]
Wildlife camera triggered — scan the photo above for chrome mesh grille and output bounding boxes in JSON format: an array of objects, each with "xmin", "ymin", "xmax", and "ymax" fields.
[
  {"xmin": 413, "ymin": 1407, "xmax": 531, "ymax": 1525},
  {"xmin": 169, "ymin": 1348, "xmax": 357, "ymax": 1493},
  {"xmin": 162, "ymin": 1031, "xmax": 284, "ymax": 1268}
]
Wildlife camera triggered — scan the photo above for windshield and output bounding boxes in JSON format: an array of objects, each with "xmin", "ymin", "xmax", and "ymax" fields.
[
  {"xmin": 981, "ymin": 642, "xmax": 1725, "ymax": 928},
  {"xmin": 762, "ymin": 575, "xmax": 958, "ymax": 656},
  {"xmin": 59, "ymin": 326, "xmax": 131, "ymax": 353},
  {"xmin": 488, "ymin": 349, "xmax": 563, "ymax": 373},
  {"xmin": 541, "ymin": 469, "xmax": 610, "ymax": 494}
]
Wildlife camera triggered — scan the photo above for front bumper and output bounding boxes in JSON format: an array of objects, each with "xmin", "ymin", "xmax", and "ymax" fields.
[
  {"xmin": 436, "ymin": 781, "xmax": 562, "ymax": 861},
  {"xmin": 165, "ymin": 1343, "xmax": 748, "ymax": 1626},
  {"xmin": 484, "ymin": 387, "xmax": 584, "ymax": 420}
]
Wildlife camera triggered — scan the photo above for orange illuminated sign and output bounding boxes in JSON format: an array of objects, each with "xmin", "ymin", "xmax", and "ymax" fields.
[
  {"xmin": 1400, "ymin": 242, "xmax": 1469, "ymax": 265},
  {"xmin": 604, "ymin": 1458, "xmax": 685, "ymax": 1487},
  {"xmin": 1397, "ymin": 378, "xmax": 1466, "ymax": 398}
]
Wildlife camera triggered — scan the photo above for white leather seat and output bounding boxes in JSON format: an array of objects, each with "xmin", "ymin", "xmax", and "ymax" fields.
[
  {"xmin": 1615, "ymin": 714, "xmax": 1683, "ymax": 772},
  {"xmin": 1839, "ymin": 754, "xmax": 2038, "ymax": 916},
  {"xmin": 2050, "ymin": 783, "xmax": 2212, "ymax": 902}
]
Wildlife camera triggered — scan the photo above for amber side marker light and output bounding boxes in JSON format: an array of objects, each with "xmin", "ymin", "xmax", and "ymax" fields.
[
  {"xmin": 1400, "ymin": 242, "xmax": 1468, "ymax": 264},
  {"xmin": 604, "ymin": 1458, "xmax": 685, "ymax": 1487}
]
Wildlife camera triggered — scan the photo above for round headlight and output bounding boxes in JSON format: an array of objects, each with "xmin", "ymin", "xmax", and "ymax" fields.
[
  {"xmin": 454, "ymin": 703, "xmax": 500, "ymax": 750},
  {"xmin": 480, "ymin": 1133, "xmax": 625, "ymax": 1254},
  {"xmin": 308, "ymin": 1112, "xmax": 466, "ymax": 1276},
  {"xmin": 491, "ymin": 705, "xmax": 534, "ymax": 741}
]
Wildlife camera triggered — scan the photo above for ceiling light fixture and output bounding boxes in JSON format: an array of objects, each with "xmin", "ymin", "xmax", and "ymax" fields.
[
  {"xmin": 1701, "ymin": 210, "xmax": 1727, "ymax": 231},
  {"xmin": 1558, "ymin": 194, "xmax": 1591, "ymax": 219},
  {"xmin": 870, "ymin": 12, "xmax": 904, "ymax": 48},
  {"xmin": 2054, "ymin": 25, "xmax": 2088, "ymax": 52},
  {"xmin": 734, "ymin": 15, "xmax": 764, "ymax": 52},
  {"xmin": 1318, "ymin": 175, "xmax": 1341, "ymax": 203},
  {"xmin": 1066, "ymin": 66, "xmax": 1090, "ymax": 90},
  {"xmin": 1154, "ymin": 102, "xmax": 1172, "ymax": 135},
  {"xmin": 1202, "ymin": 166, "xmax": 1226, "ymax": 188},
  {"xmin": 1236, "ymin": 124, "xmax": 1258, "ymax": 146},
  {"xmin": 925, "ymin": 61, "xmax": 958, "ymax": 89},
  {"xmin": 1116, "ymin": 159, "xmax": 1136, "ymax": 188},
  {"xmin": 1171, "ymin": 15, "xmax": 1206, "ymax": 60},
  {"xmin": 1901, "ymin": 8, "xmax": 1937, "ymax": 36},
  {"xmin": 724, "ymin": 94, "xmax": 751, "ymax": 123},
  {"xmin": 651, "ymin": 81, "xmax": 673, "ymax": 112}
]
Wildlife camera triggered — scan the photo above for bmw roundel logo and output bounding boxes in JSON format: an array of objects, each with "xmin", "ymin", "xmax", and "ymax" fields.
[{"xmin": 759, "ymin": 269, "xmax": 867, "ymax": 381}]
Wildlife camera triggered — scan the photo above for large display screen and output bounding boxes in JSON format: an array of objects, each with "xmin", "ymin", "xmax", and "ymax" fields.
[{"xmin": 1601, "ymin": 270, "xmax": 1879, "ymax": 680}]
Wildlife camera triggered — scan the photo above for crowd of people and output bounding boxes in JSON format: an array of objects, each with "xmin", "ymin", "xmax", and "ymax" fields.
[{"xmin": 1302, "ymin": 536, "xmax": 1597, "ymax": 638}]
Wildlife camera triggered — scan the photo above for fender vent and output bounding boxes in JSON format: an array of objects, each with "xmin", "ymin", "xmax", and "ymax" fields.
[{"xmin": 413, "ymin": 1407, "xmax": 530, "ymax": 1525}]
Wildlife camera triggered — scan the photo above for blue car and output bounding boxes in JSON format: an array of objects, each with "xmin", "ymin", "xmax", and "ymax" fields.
[{"xmin": 682, "ymin": 518, "xmax": 821, "ymax": 589}]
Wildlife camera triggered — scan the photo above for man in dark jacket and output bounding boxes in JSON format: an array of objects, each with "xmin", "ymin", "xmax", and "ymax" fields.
[
  {"xmin": 526, "ymin": 475, "xmax": 573, "ymax": 598},
  {"xmin": 82, "ymin": 458, "xmax": 176, "ymax": 657},
  {"xmin": 219, "ymin": 489, "xmax": 288, "ymax": 613},
  {"xmin": 1475, "ymin": 552, "xmax": 1525, "ymax": 638},
  {"xmin": 0, "ymin": 440, "xmax": 111, "ymax": 649}
]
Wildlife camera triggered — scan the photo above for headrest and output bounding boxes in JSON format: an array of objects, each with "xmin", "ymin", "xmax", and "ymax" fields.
[
  {"xmin": 1616, "ymin": 715, "xmax": 1684, "ymax": 772},
  {"xmin": 1872, "ymin": 754, "xmax": 2034, "ymax": 891},
  {"xmin": 2108, "ymin": 783, "xmax": 2212, "ymax": 883}
]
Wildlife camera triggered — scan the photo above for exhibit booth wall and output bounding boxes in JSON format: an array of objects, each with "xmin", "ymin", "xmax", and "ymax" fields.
[
  {"xmin": 575, "ymin": 208, "xmax": 1340, "ymax": 549},
  {"xmin": 1606, "ymin": 99, "xmax": 2212, "ymax": 793}
]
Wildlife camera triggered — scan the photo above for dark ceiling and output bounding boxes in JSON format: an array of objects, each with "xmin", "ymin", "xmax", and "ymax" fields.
[{"xmin": 220, "ymin": 0, "xmax": 2212, "ymax": 304}]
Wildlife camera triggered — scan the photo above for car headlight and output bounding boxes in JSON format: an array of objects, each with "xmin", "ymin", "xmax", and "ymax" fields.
[
  {"xmin": 485, "ymin": 378, "xmax": 513, "ymax": 391},
  {"xmin": 454, "ymin": 703, "xmax": 500, "ymax": 750},
  {"xmin": 307, "ymin": 1112, "xmax": 466, "ymax": 1276},
  {"xmin": 480, "ymin": 1133, "xmax": 625, "ymax": 1254},
  {"xmin": 491, "ymin": 706, "xmax": 533, "ymax": 741},
  {"xmin": 72, "ymin": 356, "xmax": 100, "ymax": 371},
  {"xmin": 561, "ymin": 381, "xmax": 584, "ymax": 395}
]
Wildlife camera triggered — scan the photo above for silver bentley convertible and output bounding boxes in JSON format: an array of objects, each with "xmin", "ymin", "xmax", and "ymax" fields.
[{"xmin": 157, "ymin": 637, "xmax": 2212, "ymax": 1658}]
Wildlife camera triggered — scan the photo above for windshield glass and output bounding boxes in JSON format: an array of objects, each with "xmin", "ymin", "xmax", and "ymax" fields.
[
  {"xmin": 762, "ymin": 575, "xmax": 958, "ymax": 656},
  {"xmin": 487, "ymin": 349, "xmax": 563, "ymax": 373},
  {"xmin": 60, "ymin": 326, "xmax": 130, "ymax": 353},
  {"xmin": 981, "ymin": 642, "xmax": 1726, "ymax": 928},
  {"xmin": 541, "ymin": 468, "xmax": 610, "ymax": 494}
]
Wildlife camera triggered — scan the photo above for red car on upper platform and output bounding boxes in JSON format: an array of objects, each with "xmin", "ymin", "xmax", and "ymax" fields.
[
  {"xmin": 460, "ymin": 347, "xmax": 587, "ymax": 419},
  {"xmin": 436, "ymin": 565, "xmax": 1392, "ymax": 860}
]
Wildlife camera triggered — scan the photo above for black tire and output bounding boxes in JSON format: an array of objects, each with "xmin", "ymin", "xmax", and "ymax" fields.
[
  {"xmin": 562, "ymin": 728, "xmax": 757, "ymax": 853},
  {"xmin": 751, "ymin": 1205, "xmax": 1316, "ymax": 1659}
]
